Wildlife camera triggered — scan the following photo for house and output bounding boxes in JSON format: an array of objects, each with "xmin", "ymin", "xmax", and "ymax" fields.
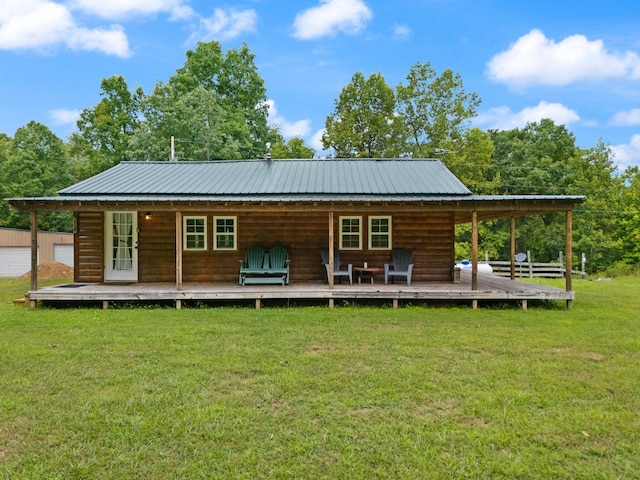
[{"xmin": 8, "ymin": 158, "xmax": 584, "ymax": 308}]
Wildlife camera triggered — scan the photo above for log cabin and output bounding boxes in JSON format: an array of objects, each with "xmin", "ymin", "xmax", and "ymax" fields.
[{"xmin": 8, "ymin": 158, "xmax": 584, "ymax": 308}]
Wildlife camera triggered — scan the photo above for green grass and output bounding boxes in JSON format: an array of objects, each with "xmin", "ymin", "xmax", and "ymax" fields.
[{"xmin": 1, "ymin": 277, "xmax": 639, "ymax": 479}]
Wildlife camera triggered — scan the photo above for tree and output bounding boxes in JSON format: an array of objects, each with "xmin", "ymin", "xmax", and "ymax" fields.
[
  {"xmin": 166, "ymin": 41, "xmax": 270, "ymax": 159},
  {"xmin": 439, "ymin": 128, "xmax": 497, "ymax": 194},
  {"xmin": 489, "ymin": 119, "xmax": 577, "ymax": 195},
  {"xmin": 128, "ymin": 84, "xmax": 244, "ymax": 161},
  {"xmin": 396, "ymin": 62, "xmax": 480, "ymax": 157},
  {"xmin": 569, "ymin": 140, "xmax": 626, "ymax": 271},
  {"xmin": 270, "ymin": 137, "xmax": 315, "ymax": 159},
  {"xmin": 323, "ymin": 72, "xmax": 404, "ymax": 158},
  {"xmin": 0, "ymin": 133, "xmax": 11, "ymax": 169},
  {"xmin": 619, "ymin": 167, "xmax": 640, "ymax": 266},
  {"xmin": 0, "ymin": 122, "xmax": 72, "ymax": 231},
  {"xmin": 70, "ymin": 75, "xmax": 140, "ymax": 178},
  {"xmin": 486, "ymin": 120, "xmax": 581, "ymax": 261}
]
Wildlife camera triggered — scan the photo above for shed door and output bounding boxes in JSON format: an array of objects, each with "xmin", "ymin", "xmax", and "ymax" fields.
[
  {"xmin": 105, "ymin": 212, "xmax": 138, "ymax": 282},
  {"xmin": 54, "ymin": 244, "xmax": 74, "ymax": 267},
  {"xmin": 0, "ymin": 247, "xmax": 38, "ymax": 278}
]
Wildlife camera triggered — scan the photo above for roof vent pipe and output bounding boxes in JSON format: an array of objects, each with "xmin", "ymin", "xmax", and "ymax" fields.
[
  {"xmin": 265, "ymin": 142, "xmax": 272, "ymax": 162},
  {"xmin": 170, "ymin": 136, "xmax": 177, "ymax": 162}
]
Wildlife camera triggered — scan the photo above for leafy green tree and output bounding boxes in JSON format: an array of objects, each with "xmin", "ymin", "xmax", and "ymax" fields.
[
  {"xmin": 396, "ymin": 62, "xmax": 480, "ymax": 157},
  {"xmin": 619, "ymin": 167, "xmax": 640, "ymax": 266},
  {"xmin": 0, "ymin": 133, "xmax": 11, "ymax": 169},
  {"xmin": 484, "ymin": 122, "xmax": 629, "ymax": 268},
  {"xmin": 165, "ymin": 41, "xmax": 270, "ymax": 159},
  {"xmin": 490, "ymin": 119, "xmax": 577, "ymax": 195},
  {"xmin": 439, "ymin": 128, "xmax": 497, "ymax": 194},
  {"xmin": 128, "ymin": 84, "xmax": 244, "ymax": 161},
  {"xmin": 0, "ymin": 122, "xmax": 72, "ymax": 231},
  {"xmin": 270, "ymin": 137, "xmax": 315, "ymax": 159},
  {"xmin": 70, "ymin": 75, "xmax": 140, "ymax": 178},
  {"xmin": 569, "ymin": 141, "xmax": 625, "ymax": 272},
  {"xmin": 486, "ymin": 120, "xmax": 578, "ymax": 261},
  {"xmin": 323, "ymin": 72, "xmax": 404, "ymax": 158}
]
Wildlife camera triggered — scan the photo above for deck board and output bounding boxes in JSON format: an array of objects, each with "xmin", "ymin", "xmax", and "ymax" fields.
[{"xmin": 28, "ymin": 272, "xmax": 573, "ymax": 308}]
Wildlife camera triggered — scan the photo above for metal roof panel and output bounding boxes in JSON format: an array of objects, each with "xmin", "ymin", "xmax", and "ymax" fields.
[{"xmin": 59, "ymin": 159, "xmax": 472, "ymax": 197}]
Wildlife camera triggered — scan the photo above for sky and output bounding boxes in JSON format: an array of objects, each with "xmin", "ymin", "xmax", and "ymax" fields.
[{"xmin": 2, "ymin": 0, "xmax": 640, "ymax": 169}]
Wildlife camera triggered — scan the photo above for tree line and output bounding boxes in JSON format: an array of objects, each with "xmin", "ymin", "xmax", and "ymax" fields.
[{"xmin": 1, "ymin": 41, "xmax": 639, "ymax": 274}]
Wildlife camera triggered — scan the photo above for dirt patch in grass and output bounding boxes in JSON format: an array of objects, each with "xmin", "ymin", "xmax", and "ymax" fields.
[
  {"xmin": 304, "ymin": 343, "xmax": 338, "ymax": 355},
  {"xmin": 551, "ymin": 347, "xmax": 606, "ymax": 362},
  {"xmin": 18, "ymin": 262, "xmax": 73, "ymax": 280}
]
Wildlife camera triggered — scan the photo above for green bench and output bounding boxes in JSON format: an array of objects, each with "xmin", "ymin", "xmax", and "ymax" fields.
[{"xmin": 239, "ymin": 245, "xmax": 290, "ymax": 285}]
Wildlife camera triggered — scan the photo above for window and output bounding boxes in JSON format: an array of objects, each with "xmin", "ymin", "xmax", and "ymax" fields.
[
  {"xmin": 369, "ymin": 216, "xmax": 392, "ymax": 250},
  {"xmin": 214, "ymin": 216, "xmax": 237, "ymax": 250},
  {"xmin": 184, "ymin": 216, "xmax": 207, "ymax": 250},
  {"xmin": 339, "ymin": 216, "xmax": 362, "ymax": 250}
]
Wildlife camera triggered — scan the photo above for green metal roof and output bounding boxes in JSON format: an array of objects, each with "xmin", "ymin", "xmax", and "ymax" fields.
[{"xmin": 59, "ymin": 159, "xmax": 472, "ymax": 197}]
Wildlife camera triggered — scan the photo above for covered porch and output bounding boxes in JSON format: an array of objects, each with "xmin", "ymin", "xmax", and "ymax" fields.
[{"xmin": 28, "ymin": 271, "xmax": 573, "ymax": 310}]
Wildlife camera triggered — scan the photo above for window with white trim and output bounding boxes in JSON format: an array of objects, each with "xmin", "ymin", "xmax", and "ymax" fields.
[
  {"xmin": 369, "ymin": 216, "xmax": 392, "ymax": 250},
  {"xmin": 184, "ymin": 216, "xmax": 207, "ymax": 251},
  {"xmin": 214, "ymin": 216, "xmax": 237, "ymax": 250},
  {"xmin": 339, "ymin": 216, "xmax": 362, "ymax": 250}
]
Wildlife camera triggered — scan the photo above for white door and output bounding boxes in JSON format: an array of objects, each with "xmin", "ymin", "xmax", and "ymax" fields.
[
  {"xmin": 54, "ymin": 244, "xmax": 74, "ymax": 267},
  {"xmin": 105, "ymin": 211, "xmax": 138, "ymax": 282},
  {"xmin": 0, "ymin": 247, "xmax": 37, "ymax": 278}
]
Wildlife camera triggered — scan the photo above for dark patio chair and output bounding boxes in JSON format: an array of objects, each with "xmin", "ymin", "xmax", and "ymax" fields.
[
  {"xmin": 384, "ymin": 248, "xmax": 414, "ymax": 285},
  {"xmin": 320, "ymin": 249, "xmax": 353, "ymax": 285}
]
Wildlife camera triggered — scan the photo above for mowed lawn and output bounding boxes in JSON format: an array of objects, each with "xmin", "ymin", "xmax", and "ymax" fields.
[{"xmin": 1, "ymin": 277, "xmax": 639, "ymax": 479}]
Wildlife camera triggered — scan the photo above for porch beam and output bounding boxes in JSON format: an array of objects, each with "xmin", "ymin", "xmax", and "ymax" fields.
[
  {"xmin": 30, "ymin": 211, "xmax": 38, "ymax": 308},
  {"xmin": 471, "ymin": 211, "xmax": 478, "ymax": 290},
  {"xmin": 9, "ymin": 198, "xmax": 583, "ymax": 218},
  {"xmin": 566, "ymin": 209, "xmax": 573, "ymax": 309},
  {"xmin": 176, "ymin": 212, "xmax": 183, "ymax": 290},
  {"xmin": 328, "ymin": 211, "xmax": 334, "ymax": 289},
  {"xmin": 510, "ymin": 217, "xmax": 516, "ymax": 280}
]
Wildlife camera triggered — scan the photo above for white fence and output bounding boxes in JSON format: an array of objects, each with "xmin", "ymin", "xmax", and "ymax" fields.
[{"xmin": 486, "ymin": 251, "xmax": 586, "ymax": 279}]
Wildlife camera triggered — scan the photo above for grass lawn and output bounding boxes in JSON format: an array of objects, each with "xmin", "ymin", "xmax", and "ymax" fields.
[{"xmin": 1, "ymin": 277, "xmax": 639, "ymax": 479}]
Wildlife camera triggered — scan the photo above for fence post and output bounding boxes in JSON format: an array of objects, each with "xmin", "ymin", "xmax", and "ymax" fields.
[
  {"xmin": 582, "ymin": 252, "xmax": 586, "ymax": 279},
  {"xmin": 527, "ymin": 251, "xmax": 533, "ymax": 278}
]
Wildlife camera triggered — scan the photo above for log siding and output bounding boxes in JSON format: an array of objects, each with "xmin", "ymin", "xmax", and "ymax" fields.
[{"xmin": 75, "ymin": 209, "xmax": 456, "ymax": 284}]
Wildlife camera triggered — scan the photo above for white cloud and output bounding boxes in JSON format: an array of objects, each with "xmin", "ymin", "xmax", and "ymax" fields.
[
  {"xmin": 267, "ymin": 100, "xmax": 312, "ymax": 138},
  {"xmin": 610, "ymin": 108, "xmax": 640, "ymax": 126},
  {"xmin": 68, "ymin": 0, "xmax": 194, "ymax": 21},
  {"xmin": 310, "ymin": 129, "xmax": 327, "ymax": 152},
  {"xmin": 393, "ymin": 24, "xmax": 411, "ymax": 40},
  {"xmin": 292, "ymin": 0, "xmax": 373, "ymax": 40},
  {"xmin": 187, "ymin": 8, "xmax": 257, "ymax": 44},
  {"xmin": 486, "ymin": 29, "xmax": 640, "ymax": 88},
  {"xmin": 49, "ymin": 108, "xmax": 81, "ymax": 125},
  {"xmin": 68, "ymin": 25, "xmax": 130, "ymax": 57},
  {"xmin": 611, "ymin": 134, "xmax": 640, "ymax": 169},
  {"xmin": 0, "ymin": 0, "xmax": 130, "ymax": 57},
  {"xmin": 475, "ymin": 101, "xmax": 580, "ymax": 130}
]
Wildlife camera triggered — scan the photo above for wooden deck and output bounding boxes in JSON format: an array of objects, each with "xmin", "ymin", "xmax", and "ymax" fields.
[{"xmin": 29, "ymin": 272, "xmax": 574, "ymax": 309}]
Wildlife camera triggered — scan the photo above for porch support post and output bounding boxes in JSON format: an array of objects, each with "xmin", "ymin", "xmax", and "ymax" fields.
[
  {"xmin": 510, "ymin": 217, "xmax": 516, "ymax": 280},
  {"xmin": 565, "ymin": 209, "xmax": 573, "ymax": 309},
  {"xmin": 176, "ymin": 212, "xmax": 183, "ymax": 291},
  {"xmin": 471, "ymin": 211, "xmax": 478, "ymax": 291},
  {"xmin": 328, "ymin": 210, "xmax": 334, "ymax": 289},
  {"xmin": 30, "ymin": 211, "xmax": 38, "ymax": 308}
]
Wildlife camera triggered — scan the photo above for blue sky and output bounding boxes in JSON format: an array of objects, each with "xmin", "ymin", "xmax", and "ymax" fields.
[{"xmin": 2, "ymin": 0, "xmax": 640, "ymax": 168}]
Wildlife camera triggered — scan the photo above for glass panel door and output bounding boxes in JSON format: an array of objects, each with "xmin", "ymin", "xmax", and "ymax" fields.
[{"xmin": 105, "ymin": 211, "xmax": 138, "ymax": 282}]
